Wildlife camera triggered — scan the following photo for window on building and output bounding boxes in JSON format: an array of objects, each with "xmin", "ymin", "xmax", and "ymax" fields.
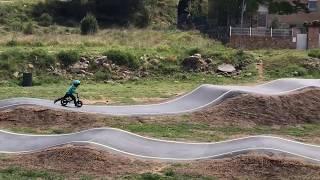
[{"xmin": 308, "ymin": 0, "xmax": 318, "ymax": 12}]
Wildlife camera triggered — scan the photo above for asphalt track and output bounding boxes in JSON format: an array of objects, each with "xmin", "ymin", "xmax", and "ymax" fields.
[
  {"xmin": 0, "ymin": 78, "xmax": 319, "ymax": 116},
  {"xmin": 1, "ymin": 128, "xmax": 320, "ymax": 163},
  {"xmin": 0, "ymin": 78, "xmax": 319, "ymax": 162}
]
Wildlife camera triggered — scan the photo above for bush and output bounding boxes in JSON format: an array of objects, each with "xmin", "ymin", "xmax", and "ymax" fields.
[
  {"xmin": 186, "ymin": 47, "xmax": 202, "ymax": 56},
  {"xmin": 0, "ymin": 49, "xmax": 26, "ymax": 73},
  {"xmin": 10, "ymin": 21, "xmax": 23, "ymax": 32},
  {"xmin": 283, "ymin": 65, "xmax": 308, "ymax": 77},
  {"xmin": 6, "ymin": 39, "xmax": 18, "ymax": 47},
  {"xmin": 94, "ymin": 71, "xmax": 111, "ymax": 81},
  {"xmin": 80, "ymin": 14, "xmax": 98, "ymax": 35},
  {"xmin": 38, "ymin": 13, "xmax": 53, "ymax": 27},
  {"xmin": 140, "ymin": 173, "xmax": 162, "ymax": 180},
  {"xmin": 28, "ymin": 49, "xmax": 55, "ymax": 68},
  {"xmin": 57, "ymin": 50, "xmax": 80, "ymax": 68},
  {"xmin": 23, "ymin": 22, "xmax": 34, "ymax": 35},
  {"xmin": 104, "ymin": 50, "xmax": 139, "ymax": 69},
  {"xmin": 308, "ymin": 49, "xmax": 320, "ymax": 59},
  {"xmin": 231, "ymin": 50, "xmax": 255, "ymax": 69}
]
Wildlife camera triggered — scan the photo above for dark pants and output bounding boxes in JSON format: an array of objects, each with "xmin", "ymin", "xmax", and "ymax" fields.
[{"xmin": 55, "ymin": 94, "xmax": 77, "ymax": 106}]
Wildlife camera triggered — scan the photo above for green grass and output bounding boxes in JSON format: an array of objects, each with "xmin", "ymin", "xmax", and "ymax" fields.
[
  {"xmin": 0, "ymin": 167, "xmax": 64, "ymax": 180},
  {"xmin": 251, "ymin": 49, "xmax": 320, "ymax": 79},
  {"xmin": 123, "ymin": 171, "xmax": 217, "ymax": 180},
  {"xmin": 0, "ymin": 75, "xmax": 256, "ymax": 104},
  {"xmin": 112, "ymin": 119, "xmax": 320, "ymax": 142}
]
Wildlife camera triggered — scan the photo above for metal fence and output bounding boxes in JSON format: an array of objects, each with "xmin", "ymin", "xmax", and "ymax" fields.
[{"xmin": 230, "ymin": 27, "xmax": 293, "ymax": 37}]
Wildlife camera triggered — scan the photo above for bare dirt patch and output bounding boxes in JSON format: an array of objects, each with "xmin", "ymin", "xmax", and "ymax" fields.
[
  {"xmin": 0, "ymin": 146, "xmax": 319, "ymax": 179},
  {"xmin": 0, "ymin": 106, "xmax": 110, "ymax": 132},
  {"xmin": 1, "ymin": 88, "xmax": 319, "ymax": 131},
  {"xmin": 173, "ymin": 153, "xmax": 320, "ymax": 180},
  {"xmin": 192, "ymin": 88, "xmax": 320, "ymax": 126},
  {"xmin": 0, "ymin": 145, "xmax": 163, "ymax": 178}
]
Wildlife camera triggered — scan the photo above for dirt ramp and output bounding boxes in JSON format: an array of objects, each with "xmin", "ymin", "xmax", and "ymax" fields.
[
  {"xmin": 1, "ymin": 146, "xmax": 320, "ymax": 179},
  {"xmin": 174, "ymin": 153, "xmax": 320, "ymax": 180},
  {"xmin": 0, "ymin": 145, "xmax": 161, "ymax": 178},
  {"xmin": 194, "ymin": 88, "xmax": 320, "ymax": 126}
]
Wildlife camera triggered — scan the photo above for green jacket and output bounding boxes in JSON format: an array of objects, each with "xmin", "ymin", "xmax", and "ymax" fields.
[{"xmin": 66, "ymin": 85, "xmax": 77, "ymax": 95}]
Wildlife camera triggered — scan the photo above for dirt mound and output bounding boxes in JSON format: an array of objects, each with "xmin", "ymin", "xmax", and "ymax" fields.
[
  {"xmin": 0, "ymin": 146, "xmax": 319, "ymax": 179},
  {"xmin": 0, "ymin": 88, "xmax": 319, "ymax": 132},
  {"xmin": 174, "ymin": 153, "xmax": 320, "ymax": 180},
  {"xmin": 0, "ymin": 145, "xmax": 162, "ymax": 178},
  {"xmin": 0, "ymin": 106, "xmax": 109, "ymax": 132},
  {"xmin": 193, "ymin": 88, "xmax": 320, "ymax": 126}
]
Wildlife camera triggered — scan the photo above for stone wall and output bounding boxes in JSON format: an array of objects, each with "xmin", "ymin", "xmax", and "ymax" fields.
[{"xmin": 228, "ymin": 35, "xmax": 296, "ymax": 49}]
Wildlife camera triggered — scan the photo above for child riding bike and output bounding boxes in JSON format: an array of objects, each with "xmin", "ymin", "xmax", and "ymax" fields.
[{"xmin": 54, "ymin": 80, "xmax": 81, "ymax": 107}]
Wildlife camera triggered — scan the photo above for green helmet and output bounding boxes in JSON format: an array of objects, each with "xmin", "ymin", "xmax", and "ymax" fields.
[{"xmin": 73, "ymin": 80, "xmax": 81, "ymax": 86}]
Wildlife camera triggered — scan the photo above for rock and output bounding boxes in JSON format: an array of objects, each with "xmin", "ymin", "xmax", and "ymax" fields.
[
  {"xmin": 140, "ymin": 71, "xmax": 149, "ymax": 77},
  {"xmin": 205, "ymin": 58, "xmax": 213, "ymax": 64},
  {"xmin": 304, "ymin": 58, "xmax": 320, "ymax": 70},
  {"xmin": 105, "ymin": 80, "xmax": 115, "ymax": 84},
  {"xmin": 95, "ymin": 56, "xmax": 108, "ymax": 65},
  {"xmin": 79, "ymin": 70, "xmax": 87, "ymax": 74},
  {"xmin": 181, "ymin": 55, "xmax": 207, "ymax": 72},
  {"xmin": 194, "ymin": 53, "xmax": 202, "ymax": 58},
  {"xmin": 70, "ymin": 61, "xmax": 89, "ymax": 73},
  {"xmin": 123, "ymin": 70, "xmax": 131, "ymax": 75},
  {"xmin": 149, "ymin": 59, "xmax": 160, "ymax": 65},
  {"xmin": 80, "ymin": 57, "xmax": 87, "ymax": 63},
  {"xmin": 28, "ymin": 64, "xmax": 34, "ymax": 69},
  {"xmin": 217, "ymin": 64, "xmax": 236, "ymax": 73},
  {"xmin": 131, "ymin": 76, "xmax": 140, "ymax": 81},
  {"xmin": 13, "ymin": 72, "xmax": 19, "ymax": 78},
  {"xmin": 85, "ymin": 72, "xmax": 94, "ymax": 76},
  {"xmin": 102, "ymin": 63, "xmax": 112, "ymax": 71}
]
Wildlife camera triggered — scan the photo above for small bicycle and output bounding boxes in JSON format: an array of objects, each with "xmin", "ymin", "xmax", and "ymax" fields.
[{"xmin": 61, "ymin": 93, "xmax": 83, "ymax": 108}]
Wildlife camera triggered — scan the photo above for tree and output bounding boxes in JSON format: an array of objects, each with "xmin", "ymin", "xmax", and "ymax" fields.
[
  {"xmin": 209, "ymin": 0, "xmax": 308, "ymax": 27},
  {"xmin": 80, "ymin": 14, "xmax": 99, "ymax": 35},
  {"xmin": 35, "ymin": 0, "xmax": 150, "ymax": 27}
]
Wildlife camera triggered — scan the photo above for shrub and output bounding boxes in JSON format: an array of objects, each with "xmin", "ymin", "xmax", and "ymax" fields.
[
  {"xmin": 308, "ymin": 49, "xmax": 320, "ymax": 59},
  {"xmin": 104, "ymin": 50, "xmax": 139, "ymax": 69},
  {"xmin": 38, "ymin": 13, "xmax": 53, "ymax": 27},
  {"xmin": 80, "ymin": 14, "xmax": 98, "ymax": 35},
  {"xmin": 23, "ymin": 22, "xmax": 34, "ymax": 35},
  {"xmin": 6, "ymin": 39, "xmax": 18, "ymax": 47},
  {"xmin": 283, "ymin": 65, "xmax": 308, "ymax": 77},
  {"xmin": 28, "ymin": 49, "xmax": 55, "ymax": 68},
  {"xmin": 57, "ymin": 50, "xmax": 80, "ymax": 68},
  {"xmin": 94, "ymin": 71, "xmax": 111, "ymax": 81},
  {"xmin": 140, "ymin": 173, "xmax": 162, "ymax": 180},
  {"xmin": 10, "ymin": 21, "xmax": 23, "ymax": 32},
  {"xmin": 0, "ymin": 49, "xmax": 26, "ymax": 72},
  {"xmin": 231, "ymin": 50, "xmax": 255, "ymax": 69},
  {"xmin": 186, "ymin": 47, "xmax": 202, "ymax": 56}
]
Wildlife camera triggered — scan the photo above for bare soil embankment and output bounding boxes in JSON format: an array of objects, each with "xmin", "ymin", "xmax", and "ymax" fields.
[
  {"xmin": 0, "ymin": 145, "xmax": 319, "ymax": 179},
  {"xmin": 0, "ymin": 88, "xmax": 319, "ymax": 131},
  {"xmin": 192, "ymin": 88, "xmax": 320, "ymax": 126}
]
